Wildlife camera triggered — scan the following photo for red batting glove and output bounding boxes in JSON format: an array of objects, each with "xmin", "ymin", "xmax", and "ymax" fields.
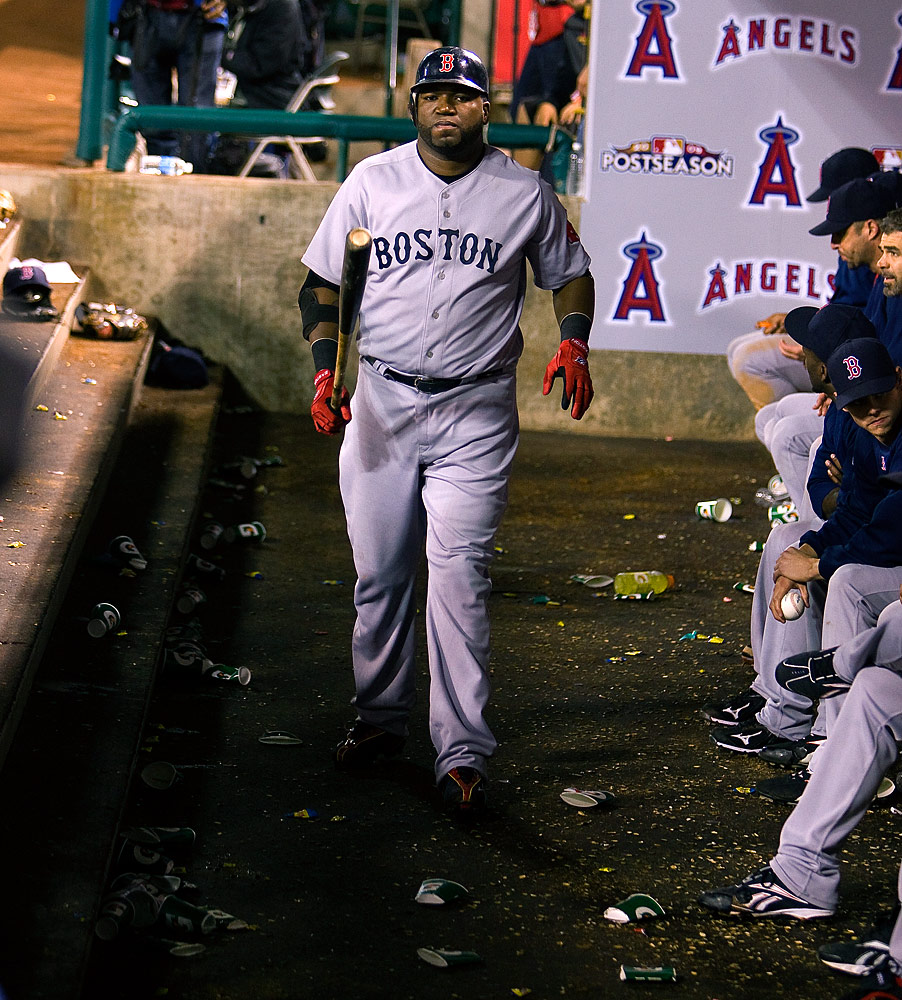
[
  {"xmin": 311, "ymin": 368, "xmax": 351, "ymax": 435},
  {"xmin": 542, "ymin": 338, "xmax": 594, "ymax": 419}
]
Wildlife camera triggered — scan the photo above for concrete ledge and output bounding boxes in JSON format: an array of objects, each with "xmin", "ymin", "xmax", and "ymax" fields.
[
  {"xmin": 0, "ymin": 321, "xmax": 154, "ymax": 769},
  {"xmin": 0, "ymin": 370, "xmax": 224, "ymax": 1000}
]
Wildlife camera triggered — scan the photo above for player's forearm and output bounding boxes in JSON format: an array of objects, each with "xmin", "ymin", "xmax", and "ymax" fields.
[{"xmin": 552, "ymin": 272, "xmax": 594, "ymax": 335}]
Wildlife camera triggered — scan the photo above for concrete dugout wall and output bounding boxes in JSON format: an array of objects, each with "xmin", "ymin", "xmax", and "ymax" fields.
[{"xmin": 0, "ymin": 166, "xmax": 756, "ymax": 440}]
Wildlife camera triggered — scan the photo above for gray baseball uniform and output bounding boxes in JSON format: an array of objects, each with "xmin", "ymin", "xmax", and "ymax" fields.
[
  {"xmin": 749, "ymin": 520, "xmax": 902, "ymax": 739},
  {"xmin": 302, "ymin": 141, "xmax": 590, "ymax": 781},
  {"xmin": 769, "ymin": 600, "xmax": 902, "ymax": 918}
]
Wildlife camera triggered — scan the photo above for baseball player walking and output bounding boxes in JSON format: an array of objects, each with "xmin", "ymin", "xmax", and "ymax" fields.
[{"xmin": 298, "ymin": 46, "xmax": 594, "ymax": 815}]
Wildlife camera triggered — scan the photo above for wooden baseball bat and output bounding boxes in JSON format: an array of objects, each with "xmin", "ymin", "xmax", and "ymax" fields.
[{"xmin": 330, "ymin": 227, "xmax": 373, "ymax": 411}]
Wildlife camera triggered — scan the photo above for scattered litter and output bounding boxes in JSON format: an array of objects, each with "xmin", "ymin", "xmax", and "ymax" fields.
[
  {"xmin": 206, "ymin": 908, "xmax": 249, "ymax": 931},
  {"xmin": 722, "ymin": 596, "xmax": 733, "ymax": 603},
  {"xmin": 613, "ymin": 592, "xmax": 655, "ymax": 601},
  {"xmin": 620, "ymin": 966, "xmax": 677, "ymax": 983},
  {"xmin": 415, "ymin": 878, "xmax": 469, "ymax": 906},
  {"xmin": 417, "ymin": 947, "xmax": 482, "ymax": 968},
  {"xmin": 203, "ymin": 664, "xmax": 251, "ymax": 685},
  {"xmin": 321, "ymin": 579, "xmax": 344, "ymax": 586},
  {"xmin": 695, "ymin": 498, "xmax": 732, "ymax": 522},
  {"xmin": 494, "ymin": 545, "xmax": 506, "ymax": 554},
  {"xmin": 569, "ymin": 574, "xmax": 613, "ymax": 588},
  {"xmin": 733, "ymin": 582, "xmax": 754, "ymax": 594},
  {"xmin": 35, "ymin": 404, "xmax": 48, "ymax": 411},
  {"xmin": 87, "ymin": 602, "xmax": 121, "ymax": 638},
  {"xmin": 6, "ymin": 541, "xmax": 24, "ymax": 548},
  {"xmin": 225, "ymin": 521, "xmax": 266, "ymax": 543},
  {"xmin": 748, "ymin": 540, "xmax": 764, "ymax": 552},
  {"xmin": 83, "ymin": 377, "xmax": 97, "ymax": 384},
  {"xmin": 140, "ymin": 761, "xmax": 180, "ymax": 790},
  {"xmin": 614, "ymin": 571, "xmax": 673, "ymax": 596},
  {"xmin": 283, "ymin": 808, "xmax": 318, "ymax": 819},
  {"xmin": 678, "ymin": 630, "xmax": 722, "ymax": 643},
  {"xmin": 604, "ymin": 893, "xmax": 665, "ymax": 923},
  {"xmin": 258, "ymin": 731, "xmax": 302, "ymax": 745},
  {"xmin": 530, "ymin": 595, "xmax": 560, "ymax": 605},
  {"xmin": 561, "ymin": 787, "xmax": 615, "ymax": 808},
  {"xmin": 734, "ymin": 786, "xmax": 755, "ymax": 795},
  {"xmin": 511, "ymin": 990, "xmax": 532, "ymax": 997},
  {"xmin": 622, "ymin": 514, "xmax": 636, "ymax": 520},
  {"xmin": 53, "ymin": 411, "xmax": 67, "ymax": 420}
]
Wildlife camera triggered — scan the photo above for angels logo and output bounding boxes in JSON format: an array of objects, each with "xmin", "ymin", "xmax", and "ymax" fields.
[
  {"xmin": 713, "ymin": 16, "xmax": 856, "ymax": 67},
  {"xmin": 700, "ymin": 258, "xmax": 832, "ymax": 310},
  {"xmin": 843, "ymin": 355, "xmax": 863, "ymax": 379},
  {"xmin": 887, "ymin": 14, "xmax": 902, "ymax": 90},
  {"xmin": 748, "ymin": 115, "xmax": 802, "ymax": 207},
  {"xmin": 613, "ymin": 232, "xmax": 667, "ymax": 323},
  {"xmin": 600, "ymin": 135, "xmax": 732, "ymax": 178},
  {"xmin": 624, "ymin": 0, "xmax": 680, "ymax": 80}
]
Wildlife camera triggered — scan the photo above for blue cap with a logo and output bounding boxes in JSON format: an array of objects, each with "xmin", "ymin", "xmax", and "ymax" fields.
[{"xmin": 827, "ymin": 337, "xmax": 898, "ymax": 409}]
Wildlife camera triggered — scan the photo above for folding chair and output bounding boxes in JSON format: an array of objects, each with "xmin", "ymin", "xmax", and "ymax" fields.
[{"xmin": 238, "ymin": 50, "xmax": 350, "ymax": 181}]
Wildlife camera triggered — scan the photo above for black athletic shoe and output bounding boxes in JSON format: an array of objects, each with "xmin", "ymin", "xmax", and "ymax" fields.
[
  {"xmin": 819, "ymin": 905, "xmax": 899, "ymax": 977},
  {"xmin": 698, "ymin": 863, "xmax": 835, "ymax": 919},
  {"xmin": 838, "ymin": 967, "xmax": 902, "ymax": 999},
  {"xmin": 701, "ymin": 689, "xmax": 766, "ymax": 726},
  {"xmin": 711, "ymin": 718, "xmax": 807, "ymax": 755},
  {"xmin": 757, "ymin": 767, "xmax": 811, "ymax": 804},
  {"xmin": 775, "ymin": 647, "xmax": 849, "ymax": 700},
  {"xmin": 334, "ymin": 721, "xmax": 405, "ymax": 768},
  {"xmin": 759, "ymin": 733, "xmax": 827, "ymax": 766},
  {"xmin": 439, "ymin": 767, "xmax": 487, "ymax": 815}
]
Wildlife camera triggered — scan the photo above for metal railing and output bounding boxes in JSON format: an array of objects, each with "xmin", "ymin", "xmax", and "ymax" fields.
[{"xmin": 106, "ymin": 106, "xmax": 551, "ymax": 180}]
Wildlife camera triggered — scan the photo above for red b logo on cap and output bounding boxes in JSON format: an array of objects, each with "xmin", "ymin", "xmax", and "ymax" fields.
[
  {"xmin": 439, "ymin": 52, "xmax": 455, "ymax": 73},
  {"xmin": 842, "ymin": 356, "xmax": 862, "ymax": 379}
]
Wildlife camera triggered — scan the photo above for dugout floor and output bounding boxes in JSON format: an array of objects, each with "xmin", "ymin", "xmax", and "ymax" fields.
[{"xmin": 73, "ymin": 396, "xmax": 902, "ymax": 1000}]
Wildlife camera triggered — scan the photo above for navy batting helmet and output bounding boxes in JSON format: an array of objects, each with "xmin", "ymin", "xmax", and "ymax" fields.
[{"xmin": 410, "ymin": 46, "xmax": 490, "ymax": 98}]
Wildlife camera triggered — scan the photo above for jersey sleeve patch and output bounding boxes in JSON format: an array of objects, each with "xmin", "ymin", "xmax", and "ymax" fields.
[{"xmin": 566, "ymin": 220, "xmax": 581, "ymax": 245}]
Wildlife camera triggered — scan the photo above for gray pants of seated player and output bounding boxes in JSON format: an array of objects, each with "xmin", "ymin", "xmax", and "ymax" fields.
[
  {"xmin": 727, "ymin": 330, "xmax": 812, "ymax": 411},
  {"xmin": 338, "ymin": 363, "xmax": 519, "ymax": 781},
  {"xmin": 750, "ymin": 519, "xmax": 825, "ymax": 738},
  {"xmin": 754, "ymin": 393, "xmax": 824, "ymax": 525},
  {"xmin": 769, "ymin": 604, "xmax": 902, "ymax": 909},
  {"xmin": 750, "ymin": 523, "xmax": 902, "ymax": 738}
]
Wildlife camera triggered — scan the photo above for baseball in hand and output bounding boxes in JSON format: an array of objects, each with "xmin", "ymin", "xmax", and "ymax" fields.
[{"xmin": 780, "ymin": 591, "xmax": 805, "ymax": 621}]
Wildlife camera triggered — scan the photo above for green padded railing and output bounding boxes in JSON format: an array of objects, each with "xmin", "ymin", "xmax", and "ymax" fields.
[{"xmin": 105, "ymin": 106, "xmax": 551, "ymax": 180}]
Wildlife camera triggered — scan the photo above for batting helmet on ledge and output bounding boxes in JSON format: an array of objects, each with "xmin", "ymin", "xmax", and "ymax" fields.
[{"xmin": 410, "ymin": 46, "xmax": 490, "ymax": 98}]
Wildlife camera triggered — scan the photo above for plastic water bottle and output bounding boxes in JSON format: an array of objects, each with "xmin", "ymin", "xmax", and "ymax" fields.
[
  {"xmin": 565, "ymin": 141, "xmax": 584, "ymax": 197},
  {"xmin": 613, "ymin": 570, "xmax": 675, "ymax": 596},
  {"xmin": 139, "ymin": 155, "xmax": 194, "ymax": 176}
]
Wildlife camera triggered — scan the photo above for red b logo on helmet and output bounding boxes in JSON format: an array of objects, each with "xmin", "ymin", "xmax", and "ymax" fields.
[
  {"xmin": 842, "ymin": 355, "xmax": 862, "ymax": 379},
  {"xmin": 440, "ymin": 52, "xmax": 455, "ymax": 73}
]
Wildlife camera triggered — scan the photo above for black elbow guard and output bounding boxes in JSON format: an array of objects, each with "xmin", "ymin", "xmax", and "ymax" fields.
[{"xmin": 298, "ymin": 271, "xmax": 340, "ymax": 341}]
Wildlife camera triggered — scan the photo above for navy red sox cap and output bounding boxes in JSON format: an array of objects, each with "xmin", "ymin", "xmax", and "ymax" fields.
[
  {"xmin": 410, "ymin": 46, "xmax": 489, "ymax": 98},
  {"xmin": 827, "ymin": 337, "xmax": 899, "ymax": 409},
  {"xmin": 807, "ymin": 147, "xmax": 880, "ymax": 203},
  {"xmin": 788, "ymin": 303, "xmax": 876, "ymax": 362},
  {"xmin": 3, "ymin": 264, "xmax": 51, "ymax": 297},
  {"xmin": 809, "ymin": 176, "xmax": 897, "ymax": 236}
]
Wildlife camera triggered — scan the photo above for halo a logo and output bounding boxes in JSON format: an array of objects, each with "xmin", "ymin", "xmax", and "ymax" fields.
[
  {"xmin": 601, "ymin": 135, "xmax": 732, "ymax": 178},
  {"xmin": 613, "ymin": 231, "xmax": 668, "ymax": 324},
  {"xmin": 625, "ymin": 0, "xmax": 680, "ymax": 80},
  {"xmin": 748, "ymin": 115, "xmax": 802, "ymax": 207}
]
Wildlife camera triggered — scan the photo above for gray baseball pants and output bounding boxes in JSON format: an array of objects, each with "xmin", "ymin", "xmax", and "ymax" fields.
[
  {"xmin": 338, "ymin": 362, "xmax": 519, "ymax": 781},
  {"xmin": 754, "ymin": 392, "xmax": 824, "ymax": 523},
  {"xmin": 750, "ymin": 521, "xmax": 902, "ymax": 738},
  {"xmin": 769, "ymin": 600, "xmax": 902, "ymax": 917}
]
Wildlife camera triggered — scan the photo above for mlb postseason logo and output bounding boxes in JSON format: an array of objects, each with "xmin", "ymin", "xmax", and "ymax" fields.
[{"xmin": 600, "ymin": 136, "xmax": 732, "ymax": 178}]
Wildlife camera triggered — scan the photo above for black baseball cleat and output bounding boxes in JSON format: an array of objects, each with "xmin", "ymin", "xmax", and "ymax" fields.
[
  {"xmin": 701, "ymin": 689, "xmax": 766, "ymax": 726},
  {"xmin": 334, "ymin": 720, "xmax": 405, "ymax": 768},
  {"xmin": 710, "ymin": 718, "xmax": 809, "ymax": 756},
  {"xmin": 837, "ymin": 967, "xmax": 902, "ymax": 999},
  {"xmin": 756, "ymin": 767, "xmax": 811, "ymax": 804},
  {"xmin": 759, "ymin": 733, "xmax": 827, "ymax": 766},
  {"xmin": 775, "ymin": 647, "xmax": 849, "ymax": 701},
  {"xmin": 819, "ymin": 904, "xmax": 898, "ymax": 978},
  {"xmin": 439, "ymin": 766, "xmax": 487, "ymax": 816},
  {"xmin": 698, "ymin": 864, "xmax": 835, "ymax": 919}
]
